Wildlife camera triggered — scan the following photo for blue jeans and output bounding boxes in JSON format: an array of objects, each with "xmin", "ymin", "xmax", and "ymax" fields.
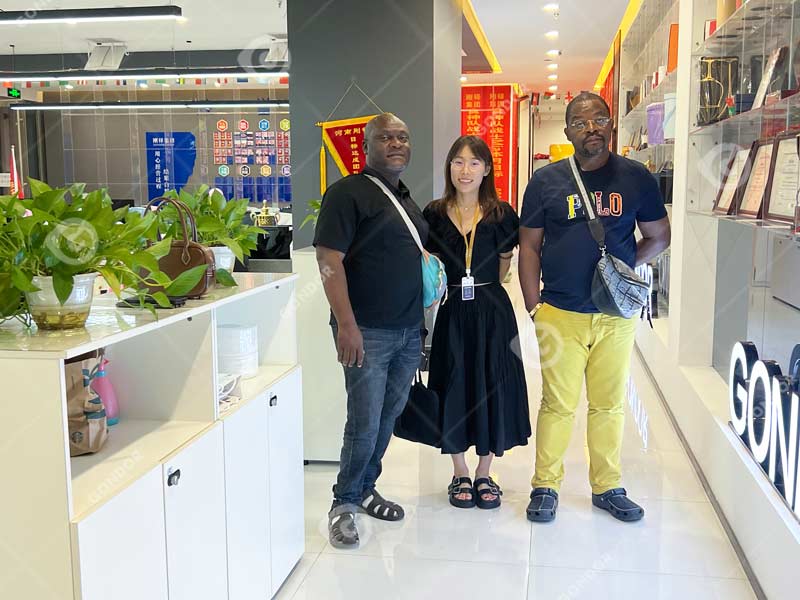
[{"xmin": 331, "ymin": 324, "xmax": 422, "ymax": 507}]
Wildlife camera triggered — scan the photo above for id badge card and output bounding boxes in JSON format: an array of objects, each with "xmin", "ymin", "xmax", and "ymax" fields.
[{"xmin": 461, "ymin": 276, "xmax": 475, "ymax": 301}]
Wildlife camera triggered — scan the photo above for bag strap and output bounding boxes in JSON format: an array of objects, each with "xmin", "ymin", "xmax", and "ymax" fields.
[
  {"xmin": 567, "ymin": 155, "xmax": 606, "ymax": 254},
  {"xmin": 364, "ymin": 174, "xmax": 424, "ymax": 255},
  {"xmin": 170, "ymin": 198, "xmax": 199, "ymax": 243}
]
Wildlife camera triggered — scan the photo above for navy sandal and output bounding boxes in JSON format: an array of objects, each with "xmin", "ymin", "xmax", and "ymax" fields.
[
  {"xmin": 592, "ymin": 488, "xmax": 644, "ymax": 522},
  {"xmin": 448, "ymin": 476, "xmax": 476, "ymax": 508},
  {"xmin": 473, "ymin": 477, "xmax": 503, "ymax": 510},
  {"xmin": 527, "ymin": 487, "xmax": 558, "ymax": 522}
]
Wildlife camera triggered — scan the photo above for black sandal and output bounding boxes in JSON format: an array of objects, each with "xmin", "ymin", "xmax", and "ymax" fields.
[
  {"xmin": 361, "ymin": 488, "xmax": 405, "ymax": 521},
  {"xmin": 448, "ymin": 476, "xmax": 476, "ymax": 508},
  {"xmin": 328, "ymin": 504, "xmax": 360, "ymax": 549},
  {"xmin": 473, "ymin": 477, "xmax": 503, "ymax": 509}
]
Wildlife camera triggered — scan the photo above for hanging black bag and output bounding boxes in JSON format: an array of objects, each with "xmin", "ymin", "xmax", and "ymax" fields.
[{"xmin": 393, "ymin": 370, "xmax": 441, "ymax": 448}]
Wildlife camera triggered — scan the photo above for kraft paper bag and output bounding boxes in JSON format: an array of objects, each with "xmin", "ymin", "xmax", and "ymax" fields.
[{"xmin": 65, "ymin": 358, "xmax": 108, "ymax": 457}]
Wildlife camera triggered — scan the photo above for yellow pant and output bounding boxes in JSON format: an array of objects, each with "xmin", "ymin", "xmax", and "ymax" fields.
[{"xmin": 532, "ymin": 303, "xmax": 638, "ymax": 495}]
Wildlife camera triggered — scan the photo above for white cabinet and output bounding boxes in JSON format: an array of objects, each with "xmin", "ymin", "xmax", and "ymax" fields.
[
  {"xmin": 163, "ymin": 424, "xmax": 228, "ymax": 600},
  {"xmin": 267, "ymin": 368, "xmax": 305, "ymax": 596},
  {"xmin": 1, "ymin": 274, "xmax": 304, "ymax": 600},
  {"xmin": 223, "ymin": 397, "xmax": 271, "ymax": 600},
  {"xmin": 295, "ymin": 248, "xmax": 347, "ymax": 461},
  {"xmin": 74, "ymin": 467, "xmax": 168, "ymax": 600}
]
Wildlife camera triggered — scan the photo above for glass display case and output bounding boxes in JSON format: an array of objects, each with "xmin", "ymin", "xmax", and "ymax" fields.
[
  {"xmin": 619, "ymin": 0, "xmax": 680, "ymax": 319},
  {"xmin": 684, "ymin": 0, "xmax": 800, "ymax": 376}
]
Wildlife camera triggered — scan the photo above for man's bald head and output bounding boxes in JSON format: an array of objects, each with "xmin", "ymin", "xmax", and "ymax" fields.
[
  {"xmin": 363, "ymin": 112, "xmax": 411, "ymax": 177},
  {"xmin": 364, "ymin": 113, "xmax": 407, "ymax": 145}
]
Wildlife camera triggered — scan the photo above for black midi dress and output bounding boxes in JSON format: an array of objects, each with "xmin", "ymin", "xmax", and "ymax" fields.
[{"xmin": 423, "ymin": 201, "xmax": 531, "ymax": 457}]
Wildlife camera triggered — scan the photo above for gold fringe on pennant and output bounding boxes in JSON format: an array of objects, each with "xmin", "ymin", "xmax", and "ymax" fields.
[{"xmin": 319, "ymin": 144, "xmax": 327, "ymax": 197}]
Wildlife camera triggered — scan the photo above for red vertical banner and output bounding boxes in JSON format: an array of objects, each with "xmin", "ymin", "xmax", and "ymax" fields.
[{"xmin": 461, "ymin": 85, "xmax": 515, "ymax": 206}]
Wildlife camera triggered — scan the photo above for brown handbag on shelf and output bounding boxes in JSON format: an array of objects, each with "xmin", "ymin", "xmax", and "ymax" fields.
[
  {"xmin": 145, "ymin": 196, "xmax": 216, "ymax": 299},
  {"xmin": 65, "ymin": 351, "xmax": 108, "ymax": 457}
]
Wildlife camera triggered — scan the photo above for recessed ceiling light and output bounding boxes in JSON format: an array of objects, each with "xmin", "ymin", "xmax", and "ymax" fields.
[
  {"xmin": 547, "ymin": 74, "xmax": 558, "ymax": 81},
  {"xmin": 542, "ymin": 3, "xmax": 559, "ymax": 13},
  {"xmin": 548, "ymin": 85, "xmax": 558, "ymax": 91},
  {"xmin": 547, "ymin": 63, "xmax": 558, "ymax": 71},
  {"xmin": 545, "ymin": 30, "xmax": 559, "ymax": 40},
  {"xmin": 546, "ymin": 49, "xmax": 561, "ymax": 57},
  {"xmin": 460, "ymin": 75, "xmax": 467, "ymax": 82}
]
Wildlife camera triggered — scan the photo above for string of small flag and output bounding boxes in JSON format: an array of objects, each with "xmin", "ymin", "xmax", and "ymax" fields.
[{"xmin": 2, "ymin": 76, "xmax": 288, "ymax": 89}]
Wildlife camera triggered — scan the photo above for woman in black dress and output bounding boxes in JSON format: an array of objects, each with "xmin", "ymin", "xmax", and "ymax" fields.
[{"xmin": 424, "ymin": 135, "xmax": 530, "ymax": 510}]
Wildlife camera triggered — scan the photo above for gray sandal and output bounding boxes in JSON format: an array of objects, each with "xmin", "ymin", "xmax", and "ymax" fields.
[
  {"xmin": 362, "ymin": 488, "xmax": 405, "ymax": 521},
  {"xmin": 328, "ymin": 504, "xmax": 360, "ymax": 549}
]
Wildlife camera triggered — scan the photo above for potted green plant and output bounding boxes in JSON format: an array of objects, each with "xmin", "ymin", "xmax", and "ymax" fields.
[
  {"xmin": 160, "ymin": 186, "xmax": 264, "ymax": 286},
  {"xmin": 0, "ymin": 180, "xmax": 206, "ymax": 330},
  {"xmin": 299, "ymin": 199, "xmax": 322, "ymax": 229}
]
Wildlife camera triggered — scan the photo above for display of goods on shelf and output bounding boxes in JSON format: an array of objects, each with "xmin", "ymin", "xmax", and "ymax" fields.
[
  {"xmin": 698, "ymin": 56, "xmax": 739, "ymax": 126},
  {"xmin": 753, "ymin": 46, "xmax": 789, "ymax": 110}
]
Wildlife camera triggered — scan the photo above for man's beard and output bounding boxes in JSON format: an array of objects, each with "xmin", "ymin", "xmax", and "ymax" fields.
[{"xmin": 578, "ymin": 139, "xmax": 607, "ymax": 158}]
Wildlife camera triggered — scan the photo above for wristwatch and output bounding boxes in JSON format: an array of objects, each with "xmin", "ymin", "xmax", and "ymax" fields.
[{"xmin": 529, "ymin": 302, "xmax": 543, "ymax": 319}]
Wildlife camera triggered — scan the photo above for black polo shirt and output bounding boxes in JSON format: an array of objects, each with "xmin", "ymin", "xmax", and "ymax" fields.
[{"xmin": 313, "ymin": 166, "xmax": 428, "ymax": 329}]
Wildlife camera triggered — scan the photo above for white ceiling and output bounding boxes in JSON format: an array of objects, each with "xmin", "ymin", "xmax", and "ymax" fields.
[
  {"xmin": 466, "ymin": 0, "xmax": 629, "ymax": 96},
  {"xmin": 0, "ymin": 0, "xmax": 287, "ymax": 55},
  {"xmin": 0, "ymin": 0, "xmax": 626, "ymax": 97}
]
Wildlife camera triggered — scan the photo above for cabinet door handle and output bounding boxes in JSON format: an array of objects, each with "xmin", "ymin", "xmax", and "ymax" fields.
[
  {"xmin": 269, "ymin": 395, "xmax": 278, "ymax": 407},
  {"xmin": 167, "ymin": 469, "xmax": 182, "ymax": 487}
]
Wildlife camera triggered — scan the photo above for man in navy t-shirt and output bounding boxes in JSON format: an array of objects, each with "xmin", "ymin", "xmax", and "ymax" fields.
[{"xmin": 519, "ymin": 92, "xmax": 670, "ymax": 524}]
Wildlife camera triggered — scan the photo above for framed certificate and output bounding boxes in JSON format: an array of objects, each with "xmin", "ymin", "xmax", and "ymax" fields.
[
  {"xmin": 738, "ymin": 139, "xmax": 774, "ymax": 217},
  {"xmin": 714, "ymin": 148, "xmax": 750, "ymax": 215},
  {"xmin": 753, "ymin": 46, "xmax": 789, "ymax": 110},
  {"xmin": 764, "ymin": 132, "xmax": 800, "ymax": 222}
]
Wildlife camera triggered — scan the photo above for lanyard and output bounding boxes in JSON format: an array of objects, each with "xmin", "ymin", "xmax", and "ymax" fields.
[{"xmin": 457, "ymin": 204, "xmax": 482, "ymax": 276}]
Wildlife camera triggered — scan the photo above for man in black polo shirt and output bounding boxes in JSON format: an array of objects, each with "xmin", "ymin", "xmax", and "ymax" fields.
[{"xmin": 314, "ymin": 113, "xmax": 427, "ymax": 549}]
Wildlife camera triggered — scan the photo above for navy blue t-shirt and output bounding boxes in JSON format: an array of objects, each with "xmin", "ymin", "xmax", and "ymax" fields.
[{"xmin": 520, "ymin": 154, "xmax": 667, "ymax": 313}]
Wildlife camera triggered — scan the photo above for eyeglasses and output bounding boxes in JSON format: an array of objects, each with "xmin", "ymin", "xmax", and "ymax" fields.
[
  {"xmin": 569, "ymin": 117, "xmax": 612, "ymax": 131},
  {"xmin": 376, "ymin": 133, "xmax": 410, "ymax": 144},
  {"xmin": 450, "ymin": 158, "xmax": 485, "ymax": 171}
]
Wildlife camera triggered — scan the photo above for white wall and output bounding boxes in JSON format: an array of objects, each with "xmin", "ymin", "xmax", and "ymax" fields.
[
  {"xmin": 533, "ymin": 119, "xmax": 569, "ymax": 155},
  {"xmin": 532, "ymin": 101, "xmax": 569, "ymax": 173}
]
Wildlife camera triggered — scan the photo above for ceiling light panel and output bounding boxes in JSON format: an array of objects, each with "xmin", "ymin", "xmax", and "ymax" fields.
[{"xmin": 0, "ymin": 6, "xmax": 183, "ymax": 25}]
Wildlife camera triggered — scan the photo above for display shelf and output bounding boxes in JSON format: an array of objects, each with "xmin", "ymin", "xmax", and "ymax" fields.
[
  {"xmin": 694, "ymin": 0, "xmax": 797, "ymax": 58},
  {"xmin": 622, "ymin": 0, "xmax": 680, "ymax": 86},
  {"xmin": 688, "ymin": 91, "xmax": 800, "ymax": 135},
  {"xmin": 621, "ymin": 72, "xmax": 678, "ymax": 132},
  {"xmin": 70, "ymin": 419, "xmax": 213, "ymax": 520},
  {"xmin": 0, "ymin": 272, "xmax": 298, "ymax": 360}
]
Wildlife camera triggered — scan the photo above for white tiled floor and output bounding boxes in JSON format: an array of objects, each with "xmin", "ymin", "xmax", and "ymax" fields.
[{"xmin": 278, "ymin": 277, "xmax": 757, "ymax": 600}]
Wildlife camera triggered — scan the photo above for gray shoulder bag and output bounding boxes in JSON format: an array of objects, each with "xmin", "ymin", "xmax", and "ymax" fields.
[{"xmin": 567, "ymin": 155, "xmax": 649, "ymax": 319}]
